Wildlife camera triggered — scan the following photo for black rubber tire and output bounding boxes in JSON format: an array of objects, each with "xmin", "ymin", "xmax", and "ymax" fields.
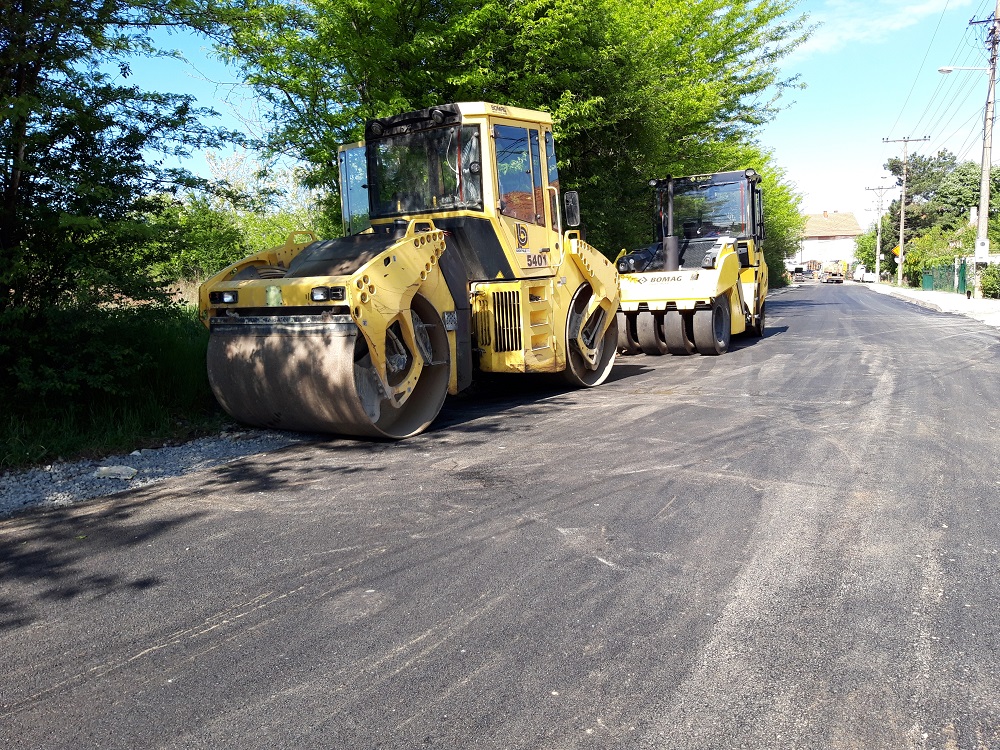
[
  {"xmin": 749, "ymin": 301, "xmax": 766, "ymax": 338},
  {"xmin": 637, "ymin": 312, "xmax": 668, "ymax": 355},
  {"xmin": 616, "ymin": 311, "xmax": 642, "ymax": 355},
  {"xmin": 693, "ymin": 296, "xmax": 731, "ymax": 355},
  {"xmin": 664, "ymin": 310, "xmax": 696, "ymax": 355}
]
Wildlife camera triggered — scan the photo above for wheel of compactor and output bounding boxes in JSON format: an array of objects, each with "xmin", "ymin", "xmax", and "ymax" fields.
[
  {"xmin": 663, "ymin": 310, "xmax": 696, "ymax": 355},
  {"xmin": 637, "ymin": 312, "xmax": 669, "ymax": 355},
  {"xmin": 563, "ymin": 283, "xmax": 618, "ymax": 387},
  {"xmin": 692, "ymin": 296, "xmax": 731, "ymax": 356},
  {"xmin": 206, "ymin": 294, "xmax": 451, "ymax": 439},
  {"xmin": 748, "ymin": 301, "xmax": 766, "ymax": 338},
  {"xmin": 616, "ymin": 311, "xmax": 642, "ymax": 355}
]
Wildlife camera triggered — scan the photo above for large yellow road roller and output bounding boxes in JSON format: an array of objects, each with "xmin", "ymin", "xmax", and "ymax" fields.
[
  {"xmin": 199, "ymin": 102, "xmax": 619, "ymax": 438},
  {"xmin": 615, "ymin": 170, "xmax": 767, "ymax": 356}
]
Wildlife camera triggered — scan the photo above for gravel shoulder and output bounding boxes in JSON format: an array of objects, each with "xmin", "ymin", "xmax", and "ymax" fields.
[{"xmin": 0, "ymin": 428, "xmax": 313, "ymax": 519}]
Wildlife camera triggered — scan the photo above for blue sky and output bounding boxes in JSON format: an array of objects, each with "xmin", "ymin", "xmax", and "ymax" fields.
[
  {"xmin": 133, "ymin": 0, "xmax": 996, "ymax": 231},
  {"xmin": 762, "ymin": 0, "xmax": 995, "ymax": 228}
]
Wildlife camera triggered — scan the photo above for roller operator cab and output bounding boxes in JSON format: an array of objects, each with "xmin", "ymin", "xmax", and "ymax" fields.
[
  {"xmin": 615, "ymin": 170, "xmax": 768, "ymax": 356},
  {"xmin": 199, "ymin": 102, "xmax": 619, "ymax": 439}
]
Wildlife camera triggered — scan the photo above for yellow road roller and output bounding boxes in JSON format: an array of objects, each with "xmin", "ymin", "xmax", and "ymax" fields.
[
  {"xmin": 199, "ymin": 102, "xmax": 619, "ymax": 438},
  {"xmin": 615, "ymin": 170, "xmax": 767, "ymax": 356}
]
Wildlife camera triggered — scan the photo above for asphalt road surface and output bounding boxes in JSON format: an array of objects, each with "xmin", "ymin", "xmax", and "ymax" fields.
[{"xmin": 3, "ymin": 282, "xmax": 1000, "ymax": 749}]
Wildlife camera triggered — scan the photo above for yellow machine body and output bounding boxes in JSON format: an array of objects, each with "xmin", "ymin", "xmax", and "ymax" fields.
[
  {"xmin": 199, "ymin": 102, "xmax": 619, "ymax": 438},
  {"xmin": 615, "ymin": 170, "xmax": 768, "ymax": 357}
]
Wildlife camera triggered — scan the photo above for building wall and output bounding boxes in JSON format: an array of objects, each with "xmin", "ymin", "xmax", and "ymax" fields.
[{"xmin": 797, "ymin": 237, "xmax": 857, "ymax": 265}]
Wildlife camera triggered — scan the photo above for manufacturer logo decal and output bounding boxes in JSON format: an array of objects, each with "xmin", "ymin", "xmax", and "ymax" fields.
[
  {"xmin": 632, "ymin": 274, "xmax": 692, "ymax": 284},
  {"xmin": 516, "ymin": 224, "xmax": 529, "ymax": 248}
]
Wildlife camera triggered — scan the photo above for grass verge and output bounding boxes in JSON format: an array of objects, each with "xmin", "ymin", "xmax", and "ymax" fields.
[{"xmin": 1, "ymin": 304, "xmax": 230, "ymax": 471}]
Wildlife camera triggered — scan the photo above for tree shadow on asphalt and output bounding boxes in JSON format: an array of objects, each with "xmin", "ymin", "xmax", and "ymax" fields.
[
  {"xmin": 0, "ymin": 497, "xmax": 207, "ymax": 631},
  {"xmin": 0, "ymin": 347, "xmax": 677, "ymax": 631}
]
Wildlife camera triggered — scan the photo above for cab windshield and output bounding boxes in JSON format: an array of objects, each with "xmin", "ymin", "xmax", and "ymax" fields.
[
  {"xmin": 668, "ymin": 179, "xmax": 749, "ymax": 240},
  {"xmin": 369, "ymin": 125, "xmax": 483, "ymax": 219}
]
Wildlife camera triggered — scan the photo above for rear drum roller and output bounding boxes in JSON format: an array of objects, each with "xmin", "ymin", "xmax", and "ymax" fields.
[
  {"xmin": 617, "ymin": 311, "xmax": 642, "ymax": 355},
  {"xmin": 564, "ymin": 283, "xmax": 618, "ymax": 387},
  {"xmin": 664, "ymin": 310, "xmax": 696, "ymax": 355},
  {"xmin": 636, "ymin": 312, "xmax": 669, "ymax": 355},
  {"xmin": 693, "ymin": 296, "xmax": 731, "ymax": 355}
]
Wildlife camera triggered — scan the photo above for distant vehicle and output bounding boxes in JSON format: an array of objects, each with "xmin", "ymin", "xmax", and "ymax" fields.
[
  {"xmin": 821, "ymin": 261, "xmax": 845, "ymax": 284},
  {"xmin": 793, "ymin": 266, "xmax": 806, "ymax": 282},
  {"xmin": 853, "ymin": 264, "xmax": 877, "ymax": 283}
]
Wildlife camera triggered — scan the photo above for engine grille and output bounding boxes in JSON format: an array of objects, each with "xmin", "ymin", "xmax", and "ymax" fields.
[{"xmin": 489, "ymin": 290, "xmax": 522, "ymax": 353}]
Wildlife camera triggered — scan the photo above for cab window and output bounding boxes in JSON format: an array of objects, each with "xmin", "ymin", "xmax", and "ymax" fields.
[
  {"xmin": 545, "ymin": 131, "xmax": 560, "ymax": 230},
  {"xmin": 529, "ymin": 130, "xmax": 544, "ymax": 226},
  {"xmin": 495, "ymin": 124, "xmax": 540, "ymax": 225}
]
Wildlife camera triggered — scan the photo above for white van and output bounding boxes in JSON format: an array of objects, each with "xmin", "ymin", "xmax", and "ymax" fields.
[{"xmin": 853, "ymin": 264, "xmax": 877, "ymax": 283}]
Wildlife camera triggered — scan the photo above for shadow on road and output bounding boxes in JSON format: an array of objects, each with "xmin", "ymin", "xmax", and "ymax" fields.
[{"xmin": 0, "ymin": 498, "xmax": 207, "ymax": 631}]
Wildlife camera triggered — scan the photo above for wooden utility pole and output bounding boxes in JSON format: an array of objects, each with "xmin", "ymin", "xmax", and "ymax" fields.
[
  {"xmin": 865, "ymin": 182, "xmax": 895, "ymax": 282},
  {"xmin": 883, "ymin": 136, "xmax": 929, "ymax": 286}
]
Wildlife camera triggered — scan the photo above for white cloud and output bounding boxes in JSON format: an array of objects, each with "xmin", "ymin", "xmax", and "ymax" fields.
[{"xmin": 793, "ymin": 0, "xmax": 976, "ymax": 58}]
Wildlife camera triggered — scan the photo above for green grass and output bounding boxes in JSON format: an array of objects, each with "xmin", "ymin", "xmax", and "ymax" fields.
[
  {"xmin": 0, "ymin": 303, "xmax": 231, "ymax": 470},
  {"xmin": 1, "ymin": 401, "xmax": 230, "ymax": 469}
]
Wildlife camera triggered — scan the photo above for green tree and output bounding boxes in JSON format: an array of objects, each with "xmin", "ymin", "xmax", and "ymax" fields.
[
  {"xmin": 854, "ymin": 229, "xmax": 876, "ymax": 272},
  {"xmin": 756, "ymin": 162, "xmax": 803, "ymax": 286},
  {"xmin": 217, "ymin": 0, "xmax": 809, "ymax": 253},
  {"xmin": 1, "ymin": 0, "xmax": 239, "ymax": 401}
]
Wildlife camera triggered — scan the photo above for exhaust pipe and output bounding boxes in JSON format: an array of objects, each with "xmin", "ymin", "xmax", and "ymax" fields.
[{"xmin": 664, "ymin": 235, "xmax": 679, "ymax": 271}]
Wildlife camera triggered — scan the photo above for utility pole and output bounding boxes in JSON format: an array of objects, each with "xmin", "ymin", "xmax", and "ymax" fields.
[
  {"xmin": 971, "ymin": 3, "xmax": 1000, "ymax": 260},
  {"xmin": 883, "ymin": 136, "xmax": 930, "ymax": 286},
  {"xmin": 865, "ymin": 182, "xmax": 894, "ymax": 282}
]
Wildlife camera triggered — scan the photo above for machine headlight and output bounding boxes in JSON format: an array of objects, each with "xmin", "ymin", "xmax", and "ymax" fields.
[
  {"xmin": 311, "ymin": 286, "xmax": 346, "ymax": 302},
  {"xmin": 209, "ymin": 291, "xmax": 238, "ymax": 304}
]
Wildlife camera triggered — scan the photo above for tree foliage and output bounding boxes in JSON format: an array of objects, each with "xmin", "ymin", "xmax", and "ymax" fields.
[
  {"xmin": 875, "ymin": 149, "xmax": 1000, "ymax": 284},
  {"xmin": 0, "ymin": 0, "xmax": 240, "ymax": 402},
  {"xmin": 757, "ymin": 163, "xmax": 805, "ymax": 286},
  {"xmin": 216, "ymin": 0, "xmax": 809, "ymax": 253},
  {"xmin": 144, "ymin": 156, "xmax": 338, "ymax": 283}
]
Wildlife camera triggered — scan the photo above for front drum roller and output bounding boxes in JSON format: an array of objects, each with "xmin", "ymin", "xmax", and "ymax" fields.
[
  {"xmin": 564, "ymin": 283, "xmax": 618, "ymax": 387},
  {"xmin": 206, "ymin": 295, "xmax": 451, "ymax": 439}
]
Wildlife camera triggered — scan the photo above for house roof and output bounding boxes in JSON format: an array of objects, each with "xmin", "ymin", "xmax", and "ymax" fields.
[{"xmin": 802, "ymin": 212, "xmax": 863, "ymax": 238}]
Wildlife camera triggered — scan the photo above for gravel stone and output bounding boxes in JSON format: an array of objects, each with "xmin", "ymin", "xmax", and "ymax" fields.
[{"xmin": 0, "ymin": 428, "xmax": 312, "ymax": 518}]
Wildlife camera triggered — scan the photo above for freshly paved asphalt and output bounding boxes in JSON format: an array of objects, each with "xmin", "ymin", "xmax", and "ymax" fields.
[{"xmin": 3, "ymin": 281, "xmax": 1000, "ymax": 749}]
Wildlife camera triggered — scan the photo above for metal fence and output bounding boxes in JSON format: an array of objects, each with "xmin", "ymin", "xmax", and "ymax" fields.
[{"xmin": 921, "ymin": 259, "xmax": 967, "ymax": 294}]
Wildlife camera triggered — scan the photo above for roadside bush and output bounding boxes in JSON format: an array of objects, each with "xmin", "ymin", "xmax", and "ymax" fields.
[
  {"xmin": 0, "ymin": 303, "xmax": 222, "ymax": 467},
  {"xmin": 981, "ymin": 263, "xmax": 1000, "ymax": 299}
]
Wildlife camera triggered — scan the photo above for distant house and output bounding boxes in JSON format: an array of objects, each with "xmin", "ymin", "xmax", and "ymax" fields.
[{"xmin": 799, "ymin": 211, "xmax": 864, "ymax": 265}]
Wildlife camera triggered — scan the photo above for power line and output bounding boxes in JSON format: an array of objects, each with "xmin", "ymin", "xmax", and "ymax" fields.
[{"xmin": 887, "ymin": 0, "xmax": 956, "ymax": 137}]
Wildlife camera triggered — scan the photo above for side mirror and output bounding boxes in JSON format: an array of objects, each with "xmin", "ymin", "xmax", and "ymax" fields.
[{"xmin": 563, "ymin": 191, "xmax": 581, "ymax": 228}]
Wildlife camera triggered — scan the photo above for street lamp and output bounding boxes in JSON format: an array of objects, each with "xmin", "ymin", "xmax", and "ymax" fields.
[{"xmin": 939, "ymin": 63, "xmax": 994, "ymax": 261}]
